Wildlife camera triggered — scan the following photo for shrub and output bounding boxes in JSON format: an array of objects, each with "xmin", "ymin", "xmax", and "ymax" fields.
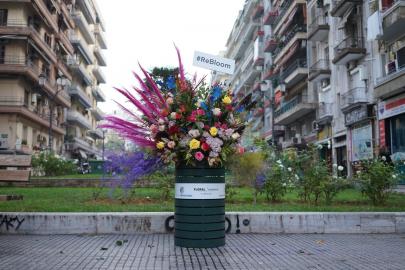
[
  {"xmin": 31, "ymin": 152, "xmax": 76, "ymax": 176},
  {"xmin": 354, "ymin": 158, "xmax": 398, "ymax": 205},
  {"xmin": 321, "ymin": 175, "xmax": 348, "ymax": 205}
]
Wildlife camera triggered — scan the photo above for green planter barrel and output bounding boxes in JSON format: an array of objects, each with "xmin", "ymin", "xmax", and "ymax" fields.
[{"xmin": 174, "ymin": 165, "xmax": 225, "ymax": 248}]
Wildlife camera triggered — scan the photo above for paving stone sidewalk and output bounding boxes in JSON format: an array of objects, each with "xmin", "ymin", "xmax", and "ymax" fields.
[{"xmin": 0, "ymin": 234, "xmax": 404, "ymax": 270}]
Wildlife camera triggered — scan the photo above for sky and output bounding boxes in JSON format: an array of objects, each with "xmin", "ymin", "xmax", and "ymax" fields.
[{"xmin": 96, "ymin": 0, "xmax": 246, "ymax": 114}]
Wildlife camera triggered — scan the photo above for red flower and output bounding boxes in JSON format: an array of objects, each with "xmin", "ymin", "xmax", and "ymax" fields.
[
  {"xmin": 187, "ymin": 115, "xmax": 196, "ymax": 122},
  {"xmin": 179, "ymin": 105, "xmax": 186, "ymax": 113},
  {"xmin": 214, "ymin": 122, "xmax": 221, "ymax": 128},
  {"xmin": 201, "ymin": 142, "xmax": 210, "ymax": 152},
  {"xmin": 168, "ymin": 125, "xmax": 179, "ymax": 135},
  {"xmin": 194, "ymin": 151, "xmax": 204, "ymax": 161},
  {"xmin": 196, "ymin": 109, "xmax": 205, "ymax": 116},
  {"xmin": 226, "ymin": 105, "xmax": 233, "ymax": 111},
  {"xmin": 161, "ymin": 108, "xmax": 169, "ymax": 117},
  {"xmin": 221, "ymin": 124, "xmax": 228, "ymax": 130},
  {"xmin": 204, "ymin": 125, "xmax": 210, "ymax": 130},
  {"xmin": 175, "ymin": 113, "xmax": 182, "ymax": 120}
]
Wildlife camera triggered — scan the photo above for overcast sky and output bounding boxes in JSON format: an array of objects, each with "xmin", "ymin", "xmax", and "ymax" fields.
[{"xmin": 96, "ymin": 0, "xmax": 245, "ymax": 114}]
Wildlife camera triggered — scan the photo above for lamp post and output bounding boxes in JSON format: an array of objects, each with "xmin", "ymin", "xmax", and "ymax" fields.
[{"xmin": 39, "ymin": 73, "xmax": 69, "ymax": 152}]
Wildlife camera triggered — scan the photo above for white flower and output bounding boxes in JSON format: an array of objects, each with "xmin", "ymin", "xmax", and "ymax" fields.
[
  {"xmin": 338, "ymin": 166, "xmax": 344, "ymax": 171},
  {"xmin": 392, "ymin": 174, "xmax": 397, "ymax": 179},
  {"xmin": 231, "ymin": 133, "xmax": 240, "ymax": 140},
  {"xmin": 276, "ymin": 160, "xmax": 282, "ymax": 164},
  {"xmin": 295, "ymin": 174, "xmax": 299, "ymax": 180},
  {"xmin": 158, "ymin": 125, "xmax": 165, "ymax": 131},
  {"xmin": 317, "ymin": 144, "xmax": 323, "ymax": 150},
  {"xmin": 356, "ymin": 170, "xmax": 361, "ymax": 175},
  {"xmin": 327, "ymin": 144, "xmax": 331, "ymax": 149},
  {"xmin": 287, "ymin": 167, "xmax": 292, "ymax": 172},
  {"xmin": 333, "ymin": 164, "xmax": 338, "ymax": 168},
  {"xmin": 167, "ymin": 141, "xmax": 176, "ymax": 149},
  {"xmin": 188, "ymin": 129, "xmax": 200, "ymax": 138},
  {"xmin": 158, "ymin": 118, "xmax": 165, "ymax": 124},
  {"xmin": 170, "ymin": 112, "xmax": 177, "ymax": 120},
  {"xmin": 279, "ymin": 164, "xmax": 284, "ymax": 168},
  {"xmin": 166, "ymin": 97, "xmax": 174, "ymax": 105},
  {"xmin": 282, "ymin": 183, "xmax": 287, "ymax": 187},
  {"xmin": 212, "ymin": 108, "xmax": 221, "ymax": 116},
  {"xmin": 196, "ymin": 122, "xmax": 204, "ymax": 129},
  {"xmin": 381, "ymin": 156, "xmax": 387, "ymax": 161}
]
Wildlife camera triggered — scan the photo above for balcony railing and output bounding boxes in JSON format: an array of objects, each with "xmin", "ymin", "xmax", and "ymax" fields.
[
  {"xmin": 91, "ymin": 107, "xmax": 105, "ymax": 121},
  {"xmin": 71, "ymin": 10, "xmax": 95, "ymax": 44},
  {"xmin": 333, "ymin": 36, "xmax": 366, "ymax": 64},
  {"xmin": 66, "ymin": 110, "xmax": 92, "ymax": 130},
  {"xmin": 94, "ymin": 24, "xmax": 107, "ymax": 49},
  {"xmin": 68, "ymin": 85, "xmax": 92, "ymax": 109},
  {"xmin": 340, "ymin": 87, "xmax": 368, "ymax": 111},
  {"xmin": 376, "ymin": 61, "xmax": 405, "ymax": 86},
  {"xmin": 308, "ymin": 15, "xmax": 330, "ymax": 41},
  {"xmin": 264, "ymin": 36, "xmax": 278, "ymax": 53},
  {"xmin": 92, "ymin": 86, "xmax": 106, "ymax": 102},
  {"xmin": 318, "ymin": 103, "xmax": 333, "ymax": 123},
  {"xmin": 273, "ymin": 24, "xmax": 306, "ymax": 60},
  {"xmin": 274, "ymin": 95, "xmax": 308, "ymax": 118},
  {"xmin": 273, "ymin": 0, "xmax": 293, "ymax": 28},
  {"xmin": 263, "ymin": 10, "xmax": 279, "ymax": 25},
  {"xmin": 281, "ymin": 58, "xmax": 307, "ymax": 80},
  {"xmin": 331, "ymin": 0, "xmax": 363, "ymax": 17},
  {"xmin": 0, "ymin": 96, "xmax": 25, "ymax": 106},
  {"xmin": 68, "ymin": 33, "xmax": 93, "ymax": 64}
]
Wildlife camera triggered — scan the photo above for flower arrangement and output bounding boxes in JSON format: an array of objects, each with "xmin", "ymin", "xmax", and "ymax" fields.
[{"xmin": 103, "ymin": 47, "xmax": 247, "ymax": 168}]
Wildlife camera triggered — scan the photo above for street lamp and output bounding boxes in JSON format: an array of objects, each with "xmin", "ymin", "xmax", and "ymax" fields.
[{"xmin": 39, "ymin": 73, "xmax": 70, "ymax": 152}]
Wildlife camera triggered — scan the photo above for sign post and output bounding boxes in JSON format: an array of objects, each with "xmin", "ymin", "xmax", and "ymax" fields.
[{"xmin": 193, "ymin": 51, "xmax": 235, "ymax": 75}]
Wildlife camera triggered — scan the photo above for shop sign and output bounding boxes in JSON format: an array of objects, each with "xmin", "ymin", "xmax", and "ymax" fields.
[
  {"xmin": 345, "ymin": 106, "xmax": 368, "ymax": 126},
  {"xmin": 351, "ymin": 124, "xmax": 373, "ymax": 162},
  {"xmin": 378, "ymin": 97, "xmax": 405, "ymax": 120},
  {"xmin": 175, "ymin": 183, "xmax": 225, "ymax": 199},
  {"xmin": 379, "ymin": 120, "xmax": 386, "ymax": 148}
]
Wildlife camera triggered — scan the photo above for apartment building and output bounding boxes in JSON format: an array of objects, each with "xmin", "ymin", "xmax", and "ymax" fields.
[
  {"xmin": 65, "ymin": 0, "xmax": 106, "ymax": 160},
  {"xmin": 0, "ymin": 0, "xmax": 107, "ymax": 160}
]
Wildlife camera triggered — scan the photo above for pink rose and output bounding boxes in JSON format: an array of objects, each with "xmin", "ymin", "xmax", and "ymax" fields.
[
  {"xmin": 150, "ymin": 124, "xmax": 158, "ymax": 133},
  {"xmin": 194, "ymin": 151, "xmax": 204, "ymax": 161},
  {"xmin": 237, "ymin": 146, "xmax": 245, "ymax": 154},
  {"xmin": 167, "ymin": 141, "xmax": 176, "ymax": 149}
]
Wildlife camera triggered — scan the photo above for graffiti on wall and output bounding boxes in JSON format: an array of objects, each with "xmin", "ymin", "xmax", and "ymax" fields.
[{"xmin": 0, "ymin": 215, "xmax": 25, "ymax": 231}]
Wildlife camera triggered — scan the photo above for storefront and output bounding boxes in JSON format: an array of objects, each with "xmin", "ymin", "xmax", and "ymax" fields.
[
  {"xmin": 378, "ymin": 95, "xmax": 405, "ymax": 184},
  {"xmin": 345, "ymin": 105, "xmax": 375, "ymax": 175}
]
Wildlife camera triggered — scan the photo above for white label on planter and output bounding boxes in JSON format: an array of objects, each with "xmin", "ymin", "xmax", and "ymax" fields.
[{"xmin": 175, "ymin": 183, "xmax": 225, "ymax": 199}]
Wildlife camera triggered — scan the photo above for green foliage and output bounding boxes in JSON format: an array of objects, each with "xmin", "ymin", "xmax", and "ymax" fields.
[
  {"xmin": 31, "ymin": 152, "xmax": 76, "ymax": 176},
  {"xmin": 354, "ymin": 158, "xmax": 398, "ymax": 205}
]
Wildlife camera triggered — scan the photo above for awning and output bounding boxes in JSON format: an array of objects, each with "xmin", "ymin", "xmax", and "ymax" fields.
[
  {"xmin": 338, "ymin": 7, "xmax": 354, "ymax": 29},
  {"xmin": 79, "ymin": 150, "xmax": 87, "ymax": 159},
  {"xmin": 278, "ymin": 41, "xmax": 300, "ymax": 67}
]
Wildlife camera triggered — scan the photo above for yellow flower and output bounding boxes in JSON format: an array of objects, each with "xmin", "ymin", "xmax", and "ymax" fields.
[
  {"xmin": 156, "ymin": 141, "xmax": 165, "ymax": 149},
  {"xmin": 189, "ymin": 139, "xmax": 200, "ymax": 150},
  {"xmin": 210, "ymin": 127, "xmax": 218, "ymax": 137},
  {"xmin": 222, "ymin": 95, "xmax": 232, "ymax": 104}
]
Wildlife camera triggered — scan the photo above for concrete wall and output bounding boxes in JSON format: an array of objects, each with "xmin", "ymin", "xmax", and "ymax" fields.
[{"xmin": 1, "ymin": 212, "xmax": 404, "ymax": 235}]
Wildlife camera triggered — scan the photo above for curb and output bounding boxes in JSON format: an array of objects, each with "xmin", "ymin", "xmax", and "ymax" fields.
[{"xmin": 1, "ymin": 212, "xmax": 405, "ymax": 235}]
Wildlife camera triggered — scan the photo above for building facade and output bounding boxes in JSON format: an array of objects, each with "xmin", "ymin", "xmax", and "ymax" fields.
[
  {"xmin": 223, "ymin": 0, "xmax": 404, "ymax": 177},
  {"xmin": 0, "ymin": 0, "xmax": 107, "ymax": 160}
]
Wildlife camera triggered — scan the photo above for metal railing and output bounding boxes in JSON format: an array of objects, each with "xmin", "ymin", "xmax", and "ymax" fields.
[
  {"xmin": 308, "ymin": 15, "xmax": 329, "ymax": 34},
  {"xmin": 340, "ymin": 87, "xmax": 368, "ymax": 109},
  {"xmin": 310, "ymin": 59, "xmax": 330, "ymax": 70},
  {"xmin": 334, "ymin": 36, "xmax": 364, "ymax": 55},
  {"xmin": 274, "ymin": 95, "xmax": 308, "ymax": 118},
  {"xmin": 273, "ymin": 24, "xmax": 306, "ymax": 59},
  {"xmin": 0, "ymin": 96, "xmax": 24, "ymax": 106},
  {"xmin": 273, "ymin": 0, "xmax": 293, "ymax": 28},
  {"xmin": 281, "ymin": 58, "xmax": 307, "ymax": 80},
  {"xmin": 376, "ymin": 62, "xmax": 405, "ymax": 85},
  {"xmin": 66, "ymin": 111, "xmax": 92, "ymax": 130},
  {"xmin": 319, "ymin": 103, "xmax": 333, "ymax": 118}
]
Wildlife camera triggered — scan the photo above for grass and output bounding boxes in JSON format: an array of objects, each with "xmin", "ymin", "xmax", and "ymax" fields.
[{"xmin": 0, "ymin": 187, "xmax": 404, "ymax": 212}]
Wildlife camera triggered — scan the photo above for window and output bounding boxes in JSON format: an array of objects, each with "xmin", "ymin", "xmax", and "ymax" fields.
[
  {"xmin": 24, "ymin": 90, "xmax": 29, "ymax": 107},
  {"xmin": 42, "ymin": 64, "xmax": 50, "ymax": 79},
  {"xmin": 0, "ymin": 45, "xmax": 5, "ymax": 64},
  {"xmin": 390, "ymin": 113, "xmax": 405, "ymax": 154},
  {"xmin": 44, "ymin": 33, "xmax": 52, "ymax": 48},
  {"xmin": 0, "ymin": 9, "xmax": 7, "ymax": 26}
]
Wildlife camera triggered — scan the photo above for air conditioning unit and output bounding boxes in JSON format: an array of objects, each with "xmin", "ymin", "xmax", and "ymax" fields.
[
  {"xmin": 312, "ymin": 121, "xmax": 319, "ymax": 131},
  {"xmin": 0, "ymin": 133, "xmax": 9, "ymax": 149}
]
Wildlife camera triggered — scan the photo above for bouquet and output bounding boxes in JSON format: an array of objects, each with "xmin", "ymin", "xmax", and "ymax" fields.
[{"xmin": 103, "ymin": 47, "xmax": 248, "ymax": 168}]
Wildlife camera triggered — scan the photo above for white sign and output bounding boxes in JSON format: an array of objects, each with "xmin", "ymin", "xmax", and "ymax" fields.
[
  {"xmin": 193, "ymin": 51, "xmax": 235, "ymax": 75},
  {"xmin": 175, "ymin": 183, "xmax": 225, "ymax": 200},
  {"xmin": 351, "ymin": 124, "xmax": 373, "ymax": 162},
  {"xmin": 378, "ymin": 97, "xmax": 405, "ymax": 120}
]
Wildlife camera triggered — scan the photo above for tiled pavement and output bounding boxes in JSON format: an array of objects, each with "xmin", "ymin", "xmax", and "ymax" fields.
[{"xmin": 0, "ymin": 234, "xmax": 404, "ymax": 269}]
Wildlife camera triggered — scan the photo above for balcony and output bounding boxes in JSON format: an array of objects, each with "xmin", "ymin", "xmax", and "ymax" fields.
[
  {"xmin": 76, "ymin": 0, "xmax": 97, "ymax": 24},
  {"xmin": 340, "ymin": 87, "xmax": 369, "ymax": 112},
  {"xmin": 0, "ymin": 55, "xmax": 70, "ymax": 107},
  {"xmin": 273, "ymin": 0, "xmax": 294, "ymax": 30},
  {"xmin": 93, "ymin": 65, "xmax": 107, "ymax": 84},
  {"xmin": 309, "ymin": 59, "xmax": 331, "ymax": 82},
  {"xmin": 264, "ymin": 36, "xmax": 278, "ymax": 53},
  {"xmin": 67, "ymin": 56, "xmax": 93, "ymax": 86},
  {"xmin": 274, "ymin": 95, "xmax": 316, "ymax": 125},
  {"xmin": 263, "ymin": 10, "xmax": 279, "ymax": 25},
  {"xmin": 233, "ymin": 66, "xmax": 262, "ymax": 96},
  {"xmin": 68, "ymin": 84, "xmax": 92, "ymax": 109},
  {"xmin": 281, "ymin": 58, "xmax": 308, "ymax": 87},
  {"xmin": 274, "ymin": 25, "xmax": 307, "ymax": 64},
  {"xmin": 375, "ymin": 61, "xmax": 405, "ymax": 98},
  {"xmin": 66, "ymin": 110, "xmax": 92, "ymax": 130},
  {"xmin": 379, "ymin": 0, "xmax": 405, "ymax": 42},
  {"xmin": 88, "ymin": 129, "xmax": 103, "ymax": 139},
  {"xmin": 0, "ymin": 96, "xmax": 65, "ymax": 135},
  {"xmin": 94, "ymin": 24, "xmax": 107, "ymax": 50},
  {"xmin": 71, "ymin": 10, "xmax": 95, "ymax": 45},
  {"xmin": 94, "ymin": 46, "xmax": 107, "ymax": 66},
  {"xmin": 252, "ymin": 5, "xmax": 264, "ymax": 20},
  {"xmin": 332, "ymin": 37, "xmax": 366, "ymax": 65},
  {"xmin": 68, "ymin": 33, "xmax": 93, "ymax": 65},
  {"xmin": 92, "ymin": 86, "xmax": 106, "ymax": 102},
  {"xmin": 318, "ymin": 103, "xmax": 333, "ymax": 125},
  {"xmin": 308, "ymin": 15, "xmax": 329, "ymax": 41},
  {"xmin": 91, "ymin": 107, "xmax": 105, "ymax": 121},
  {"xmin": 263, "ymin": 68, "xmax": 278, "ymax": 80},
  {"xmin": 330, "ymin": 0, "xmax": 363, "ymax": 17},
  {"xmin": 66, "ymin": 137, "xmax": 93, "ymax": 155}
]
